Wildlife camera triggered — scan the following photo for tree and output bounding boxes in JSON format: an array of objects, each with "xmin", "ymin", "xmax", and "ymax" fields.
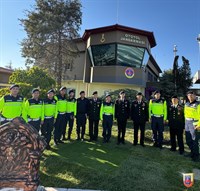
[
  {"xmin": 178, "ymin": 56, "xmax": 193, "ymax": 95},
  {"xmin": 159, "ymin": 69, "xmax": 177, "ymax": 100},
  {"xmin": 159, "ymin": 56, "xmax": 193, "ymax": 99},
  {"xmin": 20, "ymin": 0, "xmax": 82, "ymax": 86},
  {"xmin": 172, "ymin": 55, "xmax": 179, "ymax": 93},
  {"xmin": 8, "ymin": 67, "xmax": 56, "ymax": 98}
]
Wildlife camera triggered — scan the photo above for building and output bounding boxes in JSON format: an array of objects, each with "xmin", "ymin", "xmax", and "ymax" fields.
[
  {"xmin": 193, "ymin": 70, "xmax": 200, "ymax": 84},
  {"xmin": 62, "ymin": 24, "xmax": 162, "ymax": 97},
  {"xmin": 0, "ymin": 67, "xmax": 13, "ymax": 88}
]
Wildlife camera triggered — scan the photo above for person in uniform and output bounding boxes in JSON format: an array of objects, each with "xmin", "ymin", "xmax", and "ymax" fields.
[
  {"xmin": 0, "ymin": 84, "xmax": 25, "ymax": 125},
  {"xmin": 54, "ymin": 86, "xmax": 67, "ymax": 145},
  {"xmin": 88, "ymin": 91, "xmax": 102, "ymax": 142},
  {"xmin": 41, "ymin": 89, "xmax": 57, "ymax": 150},
  {"xmin": 115, "ymin": 91, "xmax": 130, "ymax": 144},
  {"xmin": 64, "ymin": 89, "xmax": 77, "ymax": 141},
  {"xmin": 149, "ymin": 90, "xmax": 167, "ymax": 149},
  {"xmin": 184, "ymin": 91, "xmax": 200, "ymax": 162},
  {"xmin": 76, "ymin": 91, "xmax": 89, "ymax": 141},
  {"xmin": 131, "ymin": 92, "xmax": 148, "ymax": 147},
  {"xmin": 167, "ymin": 95, "xmax": 184, "ymax": 154},
  {"xmin": 100, "ymin": 94, "xmax": 115, "ymax": 143},
  {"xmin": 22, "ymin": 88, "xmax": 44, "ymax": 132}
]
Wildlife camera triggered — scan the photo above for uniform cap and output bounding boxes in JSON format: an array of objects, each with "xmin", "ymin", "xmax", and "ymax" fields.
[
  {"xmin": 171, "ymin": 95, "xmax": 178, "ymax": 99},
  {"xmin": 93, "ymin": 91, "xmax": 98, "ymax": 95},
  {"xmin": 154, "ymin": 90, "xmax": 160, "ymax": 95},
  {"xmin": 32, "ymin": 88, "xmax": 40, "ymax": 94},
  {"xmin": 59, "ymin": 86, "xmax": 67, "ymax": 91},
  {"xmin": 136, "ymin": 92, "xmax": 143, "ymax": 96},
  {"xmin": 69, "ymin": 89, "xmax": 74, "ymax": 94},
  {"xmin": 10, "ymin": 84, "xmax": 19, "ymax": 90},
  {"xmin": 80, "ymin": 91, "xmax": 85, "ymax": 95},
  {"xmin": 105, "ymin": 93, "xmax": 111, "ymax": 98},
  {"xmin": 47, "ymin": 89, "xmax": 55, "ymax": 94},
  {"xmin": 119, "ymin": 91, "xmax": 125, "ymax": 95},
  {"xmin": 187, "ymin": 90, "xmax": 195, "ymax": 95}
]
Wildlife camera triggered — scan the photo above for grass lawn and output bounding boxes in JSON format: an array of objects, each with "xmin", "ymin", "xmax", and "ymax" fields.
[{"xmin": 40, "ymin": 121, "xmax": 200, "ymax": 191}]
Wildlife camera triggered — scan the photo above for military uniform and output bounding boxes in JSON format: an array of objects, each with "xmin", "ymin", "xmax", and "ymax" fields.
[
  {"xmin": 88, "ymin": 93, "xmax": 101, "ymax": 141},
  {"xmin": 0, "ymin": 94, "xmax": 24, "ymax": 125},
  {"xmin": 54, "ymin": 91, "xmax": 67, "ymax": 144},
  {"xmin": 65, "ymin": 93, "xmax": 77, "ymax": 140},
  {"xmin": 100, "ymin": 96, "xmax": 115, "ymax": 143},
  {"xmin": 131, "ymin": 99, "xmax": 148, "ymax": 146},
  {"xmin": 168, "ymin": 101, "xmax": 184, "ymax": 154},
  {"xmin": 41, "ymin": 89, "xmax": 57, "ymax": 149},
  {"xmin": 76, "ymin": 91, "xmax": 89, "ymax": 140},
  {"xmin": 115, "ymin": 98, "xmax": 130, "ymax": 144},
  {"xmin": 184, "ymin": 95, "xmax": 200, "ymax": 161},
  {"xmin": 149, "ymin": 91, "xmax": 167, "ymax": 148},
  {"xmin": 23, "ymin": 92, "xmax": 44, "ymax": 132}
]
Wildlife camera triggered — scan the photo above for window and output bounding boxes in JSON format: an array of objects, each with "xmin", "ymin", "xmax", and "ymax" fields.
[
  {"xmin": 66, "ymin": 63, "xmax": 72, "ymax": 71},
  {"xmin": 117, "ymin": 44, "xmax": 144, "ymax": 68},
  {"xmin": 88, "ymin": 43, "xmax": 150, "ymax": 68},
  {"xmin": 92, "ymin": 44, "xmax": 116, "ymax": 66}
]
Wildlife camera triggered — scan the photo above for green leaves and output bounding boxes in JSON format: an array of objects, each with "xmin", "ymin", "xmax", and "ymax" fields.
[
  {"xmin": 20, "ymin": 0, "xmax": 82, "ymax": 86},
  {"xmin": 159, "ymin": 56, "xmax": 193, "ymax": 99},
  {"xmin": 8, "ymin": 67, "xmax": 56, "ymax": 98}
]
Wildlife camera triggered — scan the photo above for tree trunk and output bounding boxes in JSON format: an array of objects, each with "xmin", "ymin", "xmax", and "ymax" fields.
[{"xmin": 57, "ymin": 32, "xmax": 62, "ymax": 87}]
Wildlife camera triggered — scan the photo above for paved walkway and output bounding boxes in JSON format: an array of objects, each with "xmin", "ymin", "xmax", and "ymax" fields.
[
  {"xmin": 0, "ymin": 188, "xmax": 101, "ymax": 191},
  {"xmin": 45, "ymin": 188, "xmax": 101, "ymax": 191}
]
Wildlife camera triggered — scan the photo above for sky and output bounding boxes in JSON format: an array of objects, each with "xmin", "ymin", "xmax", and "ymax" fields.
[{"xmin": 0, "ymin": 0, "xmax": 200, "ymax": 77}]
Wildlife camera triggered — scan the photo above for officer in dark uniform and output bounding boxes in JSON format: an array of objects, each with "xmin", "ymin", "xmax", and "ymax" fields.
[
  {"xmin": 131, "ymin": 92, "xmax": 148, "ymax": 146},
  {"xmin": 88, "ymin": 91, "xmax": 102, "ymax": 141},
  {"xmin": 76, "ymin": 91, "xmax": 89, "ymax": 141},
  {"xmin": 41, "ymin": 89, "xmax": 57, "ymax": 150},
  {"xmin": 167, "ymin": 95, "xmax": 184, "ymax": 154},
  {"xmin": 0, "ymin": 84, "xmax": 24, "ymax": 125},
  {"xmin": 54, "ymin": 86, "xmax": 67, "ymax": 145},
  {"xmin": 23, "ymin": 88, "xmax": 44, "ymax": 132},
  {"xmin": 115, "ymin": 91, "xmax": 130, "ymax": 144}
]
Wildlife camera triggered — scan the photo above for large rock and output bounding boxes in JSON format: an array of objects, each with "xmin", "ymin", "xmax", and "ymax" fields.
[{"xmin": 0, "ymin": 117, "xmax": 46, "ymax": 191}]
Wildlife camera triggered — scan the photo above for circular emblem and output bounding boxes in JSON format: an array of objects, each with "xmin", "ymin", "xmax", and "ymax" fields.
[{"xmin": 125, "ymin": 68, "xmax": 134, "ymax": 78}]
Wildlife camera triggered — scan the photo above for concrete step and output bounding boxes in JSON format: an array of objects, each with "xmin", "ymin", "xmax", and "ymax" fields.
[{"xmin": 45, "ymin": 188, "xmax": 101, "ymax": 191}]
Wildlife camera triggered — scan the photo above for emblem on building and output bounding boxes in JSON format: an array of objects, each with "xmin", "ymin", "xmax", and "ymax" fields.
[
  {"xmin": 100, "ymin": 34, "xmax": 105, "ymax": 43},
  {"xmin": 125, "ymin": 67, "xmax": 134, "ymax": 78}
]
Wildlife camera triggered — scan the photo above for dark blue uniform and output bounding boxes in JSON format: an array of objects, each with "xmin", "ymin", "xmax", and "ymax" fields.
[
  {"xmin": 76, "ymin": 97, "xmax": 89, "ymax": 140},
  {"xmin": 168, "ymin": 104, "xmax": 184, "ymax": 154},
  {"xmin": 88, "ymin": 98, "xmax": 102, "ymax": 141},
  {"xmin": 131, "ymin": 100, "xmax": 148, "ymax": 146},
  {"xmin": 115, "ymin": 99, "xmax": 130, "ymax": 144}
]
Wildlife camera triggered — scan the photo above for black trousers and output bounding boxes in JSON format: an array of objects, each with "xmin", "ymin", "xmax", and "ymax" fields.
[
  {"xmin": 63, "ymin": 113, "xmax": 74, "ymax": 139},
  {"xmin": 41, "ymin": 117, "xmax": 54, "ymax": 145},
  {"xmin": 134, "ymin": 121, "xmax": 145, "ymax": 145},
  {"xmin": 102, "ymin": 115, "xmax": 113, "ymax": 142},
  {"xmin": 151, "ymin": 116, "xmax": 164, "ymax": 145},
  {"xmin": 117, "ymin": 118, "xmax": 127, "ymax": 143},
  {"xmin": 169, "ymin": 126, "xmax": 184, "ymax": 152},
  {"xmin": 76, "ymin": 114, "xmax": 87, "ymax": 139},
  {"xmin": 54, "ymin": 113, "xmax": 67, "ymax": 142},
  {"xmin": 29, "ymin": 120, "xmax": 41, "ymax": 132},
  {"xmin": 89, "ymin": 118, "xmax": 99, "ymax": 140}
]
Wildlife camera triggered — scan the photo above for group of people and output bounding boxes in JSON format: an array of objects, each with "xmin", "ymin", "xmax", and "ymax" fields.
[{"xmin": 0, "ymin": 84, "xmax": 200, "ymax": 162}]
